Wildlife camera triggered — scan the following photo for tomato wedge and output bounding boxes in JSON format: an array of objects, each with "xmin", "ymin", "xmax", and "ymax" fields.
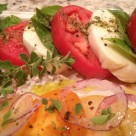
[
  {"xmin": 51, "ymin": 5, "xmax": 111, "ymax": 79},
  {"xmin": 128, "ymin": 9, "xmax": 136, "ymax": 51},
  {"xmin": 0, "ymin": 21, "xmax": 29, "ymax": 66}
]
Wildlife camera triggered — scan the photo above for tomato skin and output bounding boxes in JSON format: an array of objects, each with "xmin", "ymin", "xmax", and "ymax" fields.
[
  {"xmin": 51, "ymin": 5, "xmax": 111, "ymax": 79},
  {"xmin": 0, "ymin": 21, "xmax": 29, "ymax": 66},
  {"xmin": 128, "ymin": 9, "xmax": 136, "ymax": 51}
]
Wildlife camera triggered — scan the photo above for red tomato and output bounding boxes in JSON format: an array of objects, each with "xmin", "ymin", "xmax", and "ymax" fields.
[
  {"xmin": 51, "ymin": 5, "xmax": 111, "ymax": 79},
  {"xmin": 0, "ymin": 21, "xmax": 29, "ymax": 66},
  {"xmin": 128, "ymin": 9, "xmax": 136, "ymax": 51}
]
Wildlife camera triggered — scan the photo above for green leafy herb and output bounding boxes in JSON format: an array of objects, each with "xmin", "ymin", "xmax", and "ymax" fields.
[
  {"xmin": 109, "ymin": 9, "xmax": 130, "ymax": 30},
  {"xmin": 50, "ymin": 98, "xmax": 62, "ymax": 112},
  {"xmin": 75, "ymin": 103, "xmax": 83, "ymax": 114},
  {"xmin": 41, "ymin": 5, "xmax": 62, "ymax": 16},
  {"xmin": 0, "ymin": 15, "xmax": 22, "ymax": 32},
  {"xmin": 42, "ymin": 98, "xmax": 48, "ymax": 105},
  {"xmin": 0, "ymin": 51, "xmax": 75, "ymax": 97},
  {"xmin": 31, "ymin": 6, "xmax": 62, "ymax": 56},
  {"xmin": 91, "ymin": 107, "xmax": 114, "ymax": 125},
  {"xmin": 106, "ymin": 38, "xmax": 136, "ymax": 61},
  {"xmin": 42, "ymin": 98, "xmax": 62, "ymax": 113},
  {"xmin": 0, "ymin": 100, "xmax": 9, "ymax": 110},
  {"xmin": 1, "ymin": 111, "xmax": 13, "ymax": 126},
  {"xmin": 31, "ymin": 17, "xmax": 56, "ymax": 53},
  {"xmin": 0, "ymin": 3, "xmax": 7, "ymax": 14}
]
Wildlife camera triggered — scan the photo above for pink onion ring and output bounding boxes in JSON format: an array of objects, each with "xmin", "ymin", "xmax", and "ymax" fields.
[
  {"xmin": 59, "ymin": 79, "xmax": 128, "ymax": 131},
  {"xmin": 10, "ymin": 92, "xmax": 41, "ymax": 120},
  {"xmin": 0, "ymin": 92, "xmax": 42, "ymax": 136},
  {"xmin": 127, "ymin": 94, "xmax": 136, "ymax": 103}
]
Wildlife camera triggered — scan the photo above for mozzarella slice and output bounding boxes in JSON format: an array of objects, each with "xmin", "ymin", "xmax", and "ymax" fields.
[
  {"xmin": 23, "ymin": 23, "xmax": 68, "ymax": 73},
  {"xmin": 88, "ymin": 10, "xmax": 136, "ymax": 83}
]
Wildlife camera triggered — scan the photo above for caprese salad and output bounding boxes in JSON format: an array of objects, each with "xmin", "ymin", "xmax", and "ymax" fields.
[{"xmin": 0, "ymin": 3, "xmax": 136, "ymax": 136}]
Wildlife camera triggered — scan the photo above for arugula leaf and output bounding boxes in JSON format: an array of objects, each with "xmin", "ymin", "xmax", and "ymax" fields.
[
  {"xmin": 0, "ymin": 3, "xmax": 7, "ymax": 14},
  {"xmin": 109, "ymin": 9, "xmax": 130, "ymax": 30},
  {"xmin": 106, "ymin": 38, "xmax": 136, "ymax": 61},
  {"xmin": 92, "ymin": 107, "xmax": 114, "ymax": 125},
  {"xmin": 41, "ymin": 5, "xmax": 62, "ymax": 16},
  {"xmin": 0, "ymin": 15, "xmax": 22, "ymax": 32}
]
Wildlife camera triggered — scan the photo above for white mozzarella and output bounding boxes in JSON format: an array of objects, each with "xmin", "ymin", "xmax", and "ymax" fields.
[
  {"xmin": 23, "ymin": 25, "xmax": 48, "ymax": 57},
  {"xmin": 23, "ymin": 24, "xmax": 68, "ymax": 73},
  {"xmin": 88, "ymin": 10, "xmax": 136, "ymax": 83}
]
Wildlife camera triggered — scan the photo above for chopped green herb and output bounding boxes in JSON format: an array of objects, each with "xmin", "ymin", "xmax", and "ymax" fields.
[
  {"xmin": 75, "ymin": 103, "xmax": 83, "ymax": 114},
  {"xmin": 1, "ymin": 111, "xmax": 13, "ymax": 126},
  {"xmin": 50, "ymin": 98, "xmax": 62, "ymax": 112},
  {"xmin": 0, "ymin": 100, "xmax": 9, "ymax": 110},
  {"xmin": 43, "ymin": 98, "xmax": 62, "ymax": 113},
  {"xmin": 91, "ymin": 107, "xmax": 115, "ymax": 125},
  {"xmin": 91, "ymin": 114, "xmax": 110, "ymax": 125},
  {"xmin": 42, "ymin": 98, "xmax": 48, "ymax": 105}
]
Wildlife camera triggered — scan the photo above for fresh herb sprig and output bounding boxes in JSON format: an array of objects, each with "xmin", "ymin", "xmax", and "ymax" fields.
[{"xmin": 0, "ymin": 51, "xmax": 75, "ymax": 98}]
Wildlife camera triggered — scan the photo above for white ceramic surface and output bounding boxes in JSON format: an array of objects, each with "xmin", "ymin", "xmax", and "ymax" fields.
[{"xmin": 0, "ymin": 0, "xmax": 136, "ymax": 14}]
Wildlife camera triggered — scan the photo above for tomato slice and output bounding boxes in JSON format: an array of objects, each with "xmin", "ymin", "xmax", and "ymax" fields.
[
  {"xmin": 0, "ymin": 21, "xmax": 29, "ymax": 66},
  {"xmin": 128, "ymin": 9, "xmax": 136, "ymax": 51},
  {"xmin": 14, "ymin": 89, "xmax": 88, "ymax": 136},
  {"xmin": 51, "ymin": 5, "xmax": 111, "ymax": 79}
]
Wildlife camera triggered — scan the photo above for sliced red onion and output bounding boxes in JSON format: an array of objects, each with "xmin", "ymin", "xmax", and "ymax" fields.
[
  {"xmin": 10, "ymin": 92, "xmax": 42, "ymax": 120},
  {"xmin": 0, "ymin": 113, "xmax": 32, "ymax": 136},
  {"xmin": 127, "ymin": 94, "xmax": 136, "ymax": 103},
  {"xmin": 0, "ymin": 92, "xmax": 42, "ymax": 136},
  {"xmin": 59, "ymin": 79, "xmax": 128, "ymax": 131}
]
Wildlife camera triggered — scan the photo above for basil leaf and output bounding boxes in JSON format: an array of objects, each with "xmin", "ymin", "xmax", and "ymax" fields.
[
  {"xmin": 109, "ymin": 9, "xmax": 130, "ymax": 30},
  {"xmin": 34, "ymin": 8, "xmax": 51, "ymax": 29},
  {"xmin": 106, "ymin": 38, "xmax": 136, "ymax": 60},
  {"xmin": 0, "ymin": 3, "xmax": 7, "ymax": 14},
  {"xmin": 31, "ymin": 17, "xmax": 57, "ymax": 53},
  {"xmin": 0, "ymin": 15, "xmax": 22, "ymax": 32},
  {"xmin": 41, "ymin": 5, "xmax": 62, "ymax": 16}
]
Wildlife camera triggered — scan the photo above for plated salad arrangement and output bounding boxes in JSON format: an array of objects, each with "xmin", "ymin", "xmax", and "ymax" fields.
[{"xmin": 0, "ymin": 3, "xmax": 136, "ymax": 136}]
